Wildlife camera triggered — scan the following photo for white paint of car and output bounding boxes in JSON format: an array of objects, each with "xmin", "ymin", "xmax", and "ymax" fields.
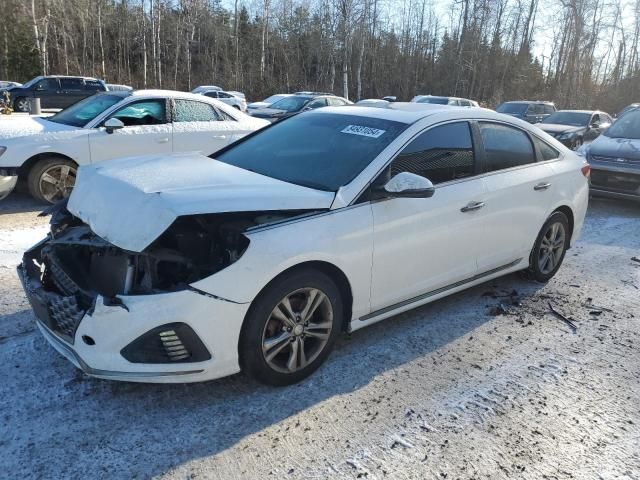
[
  {"xmin": 39, "ymin": 104, "xmax": 590, "ymax": 383},
  {"xmin": 198, "ymin": 90, "xmax": 248, "ymax": 112},
  {"xmin": 247, "ymin": 94, "xmax": 293, "ymax": 111},
  {"xmin": 0, "ymin": 90, "xmax": 269, "ymax": 198}
]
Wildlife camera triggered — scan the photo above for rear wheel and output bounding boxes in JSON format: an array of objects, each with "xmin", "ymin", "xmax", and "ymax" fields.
[
  {"xmin": 239, "ymin": 268, "xmax": 343, "ymax": 386},
  {"xmin": 14, "ymin": 97, "xmax": 29, "ymax": 113},
  {"xmin": 27, "ymin": 157, "xmax": 77, "ymax": 203},
  {"xmin": 527, "ymin": 211, "xmax": 570, "ymax": 282}
]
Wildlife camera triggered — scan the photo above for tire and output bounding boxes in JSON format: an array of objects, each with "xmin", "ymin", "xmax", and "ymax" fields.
[
  {"xmin": 13, "ymin": 97, "xmax": 29, "ymax": 113},
  {"xmin": 27, "ymin": 157, "xmax": 78, "ymax": 203},
  {"xmin": 239, "ymin": 268, "xmax": 343, "ymax": 386},
  {"xmin": 526, "ymin": 211, "xmax": 570, "ymax": 282}
]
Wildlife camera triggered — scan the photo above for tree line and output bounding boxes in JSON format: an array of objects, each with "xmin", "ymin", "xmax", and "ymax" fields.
[{"xmin": 1, "ymin": 0, "xmax": 639, "ymax": 112}]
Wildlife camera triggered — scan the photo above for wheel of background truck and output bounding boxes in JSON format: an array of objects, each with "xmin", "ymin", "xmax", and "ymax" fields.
[
  {"xmin": 526, "ymin": 211, "xmax": 570, "ymax": 282},
  {"xmin": 13, "ymin": 97, "xmax": 29, "ymax": 113},
  {"xmin": 27, "ymin": 157, "xmax": 78, "ymax": 203},
  {"xmin": 239, "ymin": 268, "xmax": 343, "ymax": 386}
]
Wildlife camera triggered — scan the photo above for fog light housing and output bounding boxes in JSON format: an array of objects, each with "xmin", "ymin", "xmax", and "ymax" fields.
[{"xmin": 121, "ymin": 323, "xmax": 211, "ymax": 364}]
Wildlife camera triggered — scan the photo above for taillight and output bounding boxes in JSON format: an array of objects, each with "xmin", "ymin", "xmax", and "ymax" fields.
[{"xmin": 581, "ymin": 163, "xmax": 591, "ymax": 177}]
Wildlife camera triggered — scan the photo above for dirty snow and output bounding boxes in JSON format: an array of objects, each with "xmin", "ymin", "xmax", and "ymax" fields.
[{"xmin": 0, "ymin": 194, "xmax": 638, "ymax": 479}]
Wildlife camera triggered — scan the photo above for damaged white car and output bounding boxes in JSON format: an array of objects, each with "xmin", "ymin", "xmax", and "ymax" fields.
[
  {"xmin": 0, "ymin": 90, "xmax": 268, "ymax": 202},
  {"xmin": 19, "ymin": 105, "xmax": 590, "ymax": 385}
]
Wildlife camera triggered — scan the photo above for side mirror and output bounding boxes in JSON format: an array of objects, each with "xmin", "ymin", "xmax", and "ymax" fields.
[
  {"xmin": 104, "ymin": 117, "xmax": 125, "ymax": 134},
  {"xmin": 375, "ymin": 172, "xmax": 435, "ymax": 199}
]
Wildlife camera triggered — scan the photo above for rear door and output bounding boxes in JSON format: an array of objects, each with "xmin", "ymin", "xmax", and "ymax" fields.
[
  {"xmin": 369, "ymin": 121, "xmax": 484, "ymax": 310},
  {"xmin": 475, "ymin": 122, "xmax": 558, "ymax": 271},
  {"xmin": 172, "ymin": 99, "xmax": 236, "ymax": 155},
  {"xmin": 88, "ymin": 98, "xmax": 173, "ymax": 163}
]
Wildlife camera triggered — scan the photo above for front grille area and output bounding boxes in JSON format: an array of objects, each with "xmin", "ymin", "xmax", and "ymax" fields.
[
  {"xmin": 591, "ymin": 169, "xmax": 640, "ymax": 194},
  {"xmin": 591, "ymin": 154, "xmax": 640, "ymax": 165}
]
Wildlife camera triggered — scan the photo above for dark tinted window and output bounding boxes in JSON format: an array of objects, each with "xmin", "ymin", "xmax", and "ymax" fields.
[
  {"xmin": 84, "ymin": 80, "xmax": 104, "ymax": 90},
  {"xmin": 306, "ymin": 98, "xmax": 328, "ymax": 109},
  {"xmin": 389, "ymin": 122, "xmax": 475, "ymax": 184},
  {"xmin": 34, "ymin": 78, "xmax": 58, "ymax": 91},
  {"xmin": 496, "ymin": 103, "xmax": 527, "ymax": 114},
  {"xmin": 544, "ymin": 105, "xmax": 555, "ymax": 114},
  {"xmin": 532, "ymin": 136, "xmax": 560, "ymax": 161},
  {"xmin": 60, "ymin": 78, "xmax": 83, "ymax": 89},
  {"xmin": 480, "ymin": 122, "xmax": 535, "ymax": 171},
  {"xmin": 174, "ymin": 100, "xmax": 220, "ymax": 122},
  {"xmin": 215, "ymin": 113, "xmax": 408, "ymax": 191}
]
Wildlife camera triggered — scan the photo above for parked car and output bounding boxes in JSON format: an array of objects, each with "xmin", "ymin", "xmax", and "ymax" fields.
[
  {"xmin": 191, "ymin": 85, "xmax": 222, "ymax": 94},
  {"xmin": 200, "ymin": 90, "xmax": 247, "ymax": 111},
  {"xmin": 578, "ymin": 108, "xmax": 640, "ymax": 202},
  {"xmin": 0, "ymin": 81, "xmax": 21, "ymax": 89},
  {"xmin": 106, "ymin": 83, "xmax": 133, "ymax": 92},
  {"xmin": 0, "ymin": 90, "xmax": 268, "ymax": 202},
  {"xmin": 0, "ymin": 75, "xmax": 107, "ymax": 112},
  {"xmin": 247, "ymin": 94, "xmax": 293, "ymax": 112},
  {"xmin": 536, "ymin": 110, "xmax": 612, "ymax": 149},
  {"xmin": 249, "ymin": 93, "xmax": 351, "ymax": 121},
  {"xmin": 18, "ymin": 104, "xmax": 589, "ymax": 385},
  {"xmin": 355, "ymin": 99, "xmax": 391, "ymax": 108},
  {"xmin": 411, "ymin": 95, "xmax": 479, "ymax": 107},
  {"xmin": 615, "ymin": 103, "xmax": 640, "ymax": 118},
  {"xmin": 226, "ymin": 91, "xmax": 246, "ymax": 100},
  {"xmin": 496, "ymin": 101, "xmax": 556, "ymax": 123}
]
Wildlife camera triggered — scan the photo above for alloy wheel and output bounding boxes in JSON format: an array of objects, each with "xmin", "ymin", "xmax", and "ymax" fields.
[
  {"xmin": 16, "ymin": 98, "xmax": 29, "ymax": 112},
  {"xmin": 538, "ymin": 222, "xmax": 566, "ymax": 274},
  {"xmin": 39, "ymin": 164, "xmax": 77, "ymax": 202},
  {"xmin": 261, "ymin": 287, "xmax": 333, "ymax": 374}
]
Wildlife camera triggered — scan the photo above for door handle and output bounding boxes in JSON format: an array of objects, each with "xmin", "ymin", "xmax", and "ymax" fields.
[
  {"xmin": 460, "ymin": 201, "xmax": 485, "ymax": 212},
  {"xmin": 157, "ymin": 137, "xmax": 170, "ymax": 143},
  {"xmin": 534, "ymin": 182, "xmax": 551, "ymax": 191}
]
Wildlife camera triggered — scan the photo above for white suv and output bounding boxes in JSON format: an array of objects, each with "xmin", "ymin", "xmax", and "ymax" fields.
[
  {"xmin": 199, "ymin": 90, "xmax": 247, "ymax": 112},
  {"xmin": 0, "ymin": 90, "xmax": 268, "ymax": 202}
]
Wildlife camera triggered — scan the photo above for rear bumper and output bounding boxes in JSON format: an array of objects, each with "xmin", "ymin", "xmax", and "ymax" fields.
[{"xmin": 18, "ymin": 248, "xmax": 250, "ymax": 383}]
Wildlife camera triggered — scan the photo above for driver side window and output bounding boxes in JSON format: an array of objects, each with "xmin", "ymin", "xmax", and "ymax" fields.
[
  {"xmin": 387, "ymin": 122, "xmax": 476, "ymax": 184},
  {"xmin": 108, "ymin": 100, "xmax": 167, "ymax": 127},
  {"xmin": 307, "ymin": 98, "xmax": 328, "ymax": 109}
]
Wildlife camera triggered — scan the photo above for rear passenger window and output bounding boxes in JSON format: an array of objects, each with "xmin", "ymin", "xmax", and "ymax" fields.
[
  {"xmin": 60, "ymin": 78, "xmax": 83, "ymax": 89},
  {"xmin": 390, "ymin": 122, "xmax": 475, "ymax": 184},
  {"xmin": 174, "ymin": 100, "xmax": 221, "ymax": 122},
  {"xmin": 479, "ymin": 122, "xmax": 535, "ymax": 171},
  {"xmin": 544, "ymin": 105, "xmax": 555, "ymax": 115},
  {"xmin": 532, "ymin": 136, "xmax": 560, "ymax": 161}
]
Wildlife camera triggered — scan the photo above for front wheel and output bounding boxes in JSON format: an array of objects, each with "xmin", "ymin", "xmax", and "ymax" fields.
[
  {"xmin": 14, "ymin": 97, "xmax": 29, "ymax": 113},
  {"xmin": 239, "ymin": 268, "xmax": 343, "ymax": 386},
  {"xmin": 27, "ymin": 157, "xmax": 78, "ymax": 203},
  {"xmin": 527, "ymin": 211, "xmax": 570, "ymax": 282}
]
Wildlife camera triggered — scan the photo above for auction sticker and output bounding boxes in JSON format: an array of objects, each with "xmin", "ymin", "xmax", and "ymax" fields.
[{"xmin": 341, "ymin": 125, "xmax": 386, "ymax": 138}]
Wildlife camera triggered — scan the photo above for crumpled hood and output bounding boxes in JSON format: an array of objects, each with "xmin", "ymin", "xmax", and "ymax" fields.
[
  {"xmin": 67, "ymin": 153, "xmax": 335, "ymax": 252},
  {"xmin": 0, "ymin": 116, "xmax": 77, "ymax": 141},
  {"xmin": 588, "ymin": 134, "xmax": 640, "ymax": 161},
  {"xmin": 538, "ymin": 123, "xmax": 583, "ymax": 135}
]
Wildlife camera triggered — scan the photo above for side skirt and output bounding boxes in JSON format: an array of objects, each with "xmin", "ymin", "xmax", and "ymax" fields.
[{"xmin": 357, "ymin": 258, "xmax": 523, "ymax": 326}]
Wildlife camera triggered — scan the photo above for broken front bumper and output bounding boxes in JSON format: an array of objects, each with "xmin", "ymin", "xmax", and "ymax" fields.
[
  {"xmin": 0, "ymin": 173, "xmax": 17, "ymax": 200},
  {"xmin": 18, "ymin": 247, "xmax": 250, "ymax": 383}
]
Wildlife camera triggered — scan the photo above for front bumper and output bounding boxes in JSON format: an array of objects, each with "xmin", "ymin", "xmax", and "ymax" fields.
[
  {"xmin": 18, "ymin": 251, "xmax": 250, "ymax": 383},
  {"xmin": 0, "ymin": 174, "xmax": 17, "ymax": 200},
  {"xmin": 590, "ymin": 163, "xmax": 640, "ymax": 201}
]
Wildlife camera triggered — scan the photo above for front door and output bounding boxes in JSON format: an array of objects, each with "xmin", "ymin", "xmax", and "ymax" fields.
[
  {"xmin": 369, "ymin": 121, "xmax": 483, "ymax": 311},
  {"xmin": 32, "ymin": 78, "xmax": 61, "ymax": 109},
  {"xmin": 171, "ymin": 99, "xmax": 234, "ymax": 156},
  {"xmin": 88, "ymin": 98, "xmax": 173, "ymax": 163}
]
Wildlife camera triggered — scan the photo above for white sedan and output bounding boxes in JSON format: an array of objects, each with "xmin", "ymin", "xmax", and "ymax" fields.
[
  {"xmin": 19, "ymin": 104, "xmax": 589, "ymax": 385},
  {"xmin": 0, "ymin": 90, "xmax": 268, "ymax": 202}
]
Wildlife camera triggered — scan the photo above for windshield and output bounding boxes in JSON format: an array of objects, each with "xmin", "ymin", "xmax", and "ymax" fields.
[
  {"xmin": 47, "ymin": 94, "xmax": 125, "ymax": 127},
  {"xmin": 603, "ymin": 109, "xmax": 640, "ymax": 140},
  {"xmin": 22, "ymin": 76, "xmax": 43, "ymax": 89},
  {"xmin": 269, "ymin": 96, "xmax": 311, "ymax": 112},
  {"xmin": 542, "ymin": 112, "xmax": 590, "ymax": 126},
  {"xmin": 496, "ymin": 103, "xmax": 528, "ymax": 114},
  {"xmin": 417, "ymin": 97, "xmax": 448, "ymax": 105},
  {"xmin": 264, "ymin": 95, "xmax": 288, "ymax": 103},
  {"xmin": 215, "ymin": 112, "xmax": 409, "ymax": 191}
]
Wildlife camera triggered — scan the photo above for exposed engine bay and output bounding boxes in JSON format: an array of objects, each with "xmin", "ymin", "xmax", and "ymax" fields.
[{"xmin": 30, "ymin": 203, "xmax": 315, "ymax": 300}]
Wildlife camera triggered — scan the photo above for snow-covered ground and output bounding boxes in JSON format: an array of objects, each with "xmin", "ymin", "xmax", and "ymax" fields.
[{"xmin": 0, "ymin": 193, "xmax": 638, "ymax": 479}]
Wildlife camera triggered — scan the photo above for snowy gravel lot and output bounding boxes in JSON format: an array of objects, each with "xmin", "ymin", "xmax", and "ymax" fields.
[{"xmin": 0, "ymin": 193, "xmax": 638, "ymax": 480}]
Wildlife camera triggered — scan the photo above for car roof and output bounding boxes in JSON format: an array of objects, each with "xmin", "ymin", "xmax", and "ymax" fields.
[
  {"xmin": 502, "ymin": 100, "xmax": 554, "ymax": 105},
  {"xmin": 313, "ymin": 102, "xmax": 498, "ymax": 124},
  {"xmin": 45, "ymin": 75, "xmax": 102, "ymax": 80},
  {"xmin": 555, "ymin": 109, "xmax": 599, "ymax": 114}
]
